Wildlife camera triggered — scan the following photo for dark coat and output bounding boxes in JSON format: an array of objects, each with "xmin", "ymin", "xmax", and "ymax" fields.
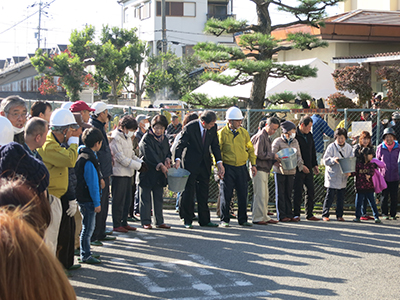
[
  {"xmin": 175, "ymin": 120, "xmax": 222, "ymax": 175},
  {"xmin": 90, "ymin": 117, "xmax": 113, "ymax": 178},
  {"xmin": 138, "ymin": 133, "xmax": 171, "ymax": 188},
  {"xmin": 295, "ymin": 127, "xmax": 317, "ymax": 170}
]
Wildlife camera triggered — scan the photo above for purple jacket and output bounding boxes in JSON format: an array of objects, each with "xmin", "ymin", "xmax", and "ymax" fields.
[{"xmin": 376, "ymin": 141, "xmax": 400, "ymax": 182}]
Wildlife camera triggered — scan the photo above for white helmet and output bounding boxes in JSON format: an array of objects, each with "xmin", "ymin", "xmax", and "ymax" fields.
[
  {"xmin": 0, "ymin": 116, "xmax": 14, "ymax": 146},
  {"xmin": 91, "ymin": 102, "xmax": 113, "ymax": 115},
  {"xmin": 61, "ymin": 102, "xmax": 74, "ymax": 110},
  {"xmin": 49, "ymin": 108, "xmax": 79, "ymax": 129},
  {"xmin": 226, "ymin": 107, "xmax": 243, "ymax": 120}
]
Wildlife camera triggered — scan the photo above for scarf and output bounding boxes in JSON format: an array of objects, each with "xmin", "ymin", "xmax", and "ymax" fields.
[{"xmin": 384, "ymin": 141, "xmax": 395, "ymax": 152}]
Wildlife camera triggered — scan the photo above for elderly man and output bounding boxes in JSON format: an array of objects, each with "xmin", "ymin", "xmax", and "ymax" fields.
[
  {"xmin": 218, "ymin": 107, "xmax": 257, "ymax": 227},
  {"xmin": 70, "ymin": 100, "xmax": 95, "ymax": 123},
  {"xmin": 135, "ymin": 114, "xmax": 150, "ymax": 142},
  {"xmin": 293, "ymin": 116, "xmax": 320, "ymax": 221},
  {"xmin": 89, "ymin": 102, "xmax": 115, "ymax": 246},
  {"xmin": 251, "ymin": 117, "xmax": 280, "ymax": 225},
  {"xmin": 23, "ymin": 117, "xmax": 48, "ymax": 160},
  {"xmin": 0, "ymin": 95, "xmax": 28, "ymax": 145}
]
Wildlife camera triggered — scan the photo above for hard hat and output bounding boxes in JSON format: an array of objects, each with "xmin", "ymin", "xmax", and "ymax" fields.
[
  {"xmin": 49, "ymin": 108, "xmax": 79, "ymax": 129},
  {"xmin": 226, "ymin": 107, "xmax": 244, "ymax": 120},
  {"xmin": 91, "ymin": 102, "xmax": 113, "ymax": 115},
  {"xmin": 61, "ymin": 102, "xmax": 74, "ymax": 110},
  {"xmin": 392, "ymin": 112, "xmax": 400, "ymax": 120},
  {"xmin": 0, "ymin": 116, "xmax": 14, "ymax": 146},
  {"xmin": 382, "ymin": 127, "xmax": 396, "ymax": 140}
]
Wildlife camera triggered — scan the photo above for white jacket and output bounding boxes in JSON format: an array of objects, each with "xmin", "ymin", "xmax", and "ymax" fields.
[{"xmin": 109, "ymin": 129, "xmax": 143, "ymax": 177}]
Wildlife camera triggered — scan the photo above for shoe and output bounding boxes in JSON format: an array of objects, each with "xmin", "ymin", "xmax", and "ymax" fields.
[
  {"xmin": 127, "ymin": 216, "xmax": 139, "ymax": 222},
  {"xmin": 290, "ymin": 217, "xmax": 300, "ymax": 222},
  {"xmin": 252, "ymin": 221, "xmax": 268, "ymax": 225},
  {"xmin": 360, "ymin": 216, "xmax": 369, "ymax": 221},
  {"xmin": 142, "ymin": 224, "xmax": 152, "ymax": 229},
  {"xmin": 280, "ymin": 218, "xmax": 291, "ymax": 222},
  {"xmin": 220, "ymin": 222, "xmax": 229, "ymax": 227},
  {"xmin": 100, "ymin": 236, "xmax": 116, "ymax": 241},
  {"xmin": 229, "ymin": 213, "xmax": 237, "ymax": 219},
  {"xmin": 267, "ymin": 212, "xmax": 274, "ymax": 215},
  {"xmin": 68, "ymin": 264, "xmax": 81, "ymax": 271},
  {"xmin": 382, "ymin": 214, "xmax": 389, "ymax": 220},
  {"xmin": 134, "ymin": 213, "xmax": 140, "ymax": 217},
  {"xmin": 367, "ymin": 216, "xmax": 374, "ymax": 220},
  {"xmin": 192, "ymin": 216, "xmax": 199, "ymax": 221},
  {"xmin": 123, "ymin": 225, "xmax": 137, "ymax": 231},
  {"xmin": 184, "ymin": 224, "xmax": 194, "ymax": 229},
  {"xmin": 266, "ymin": 219, "xmax": 279, "ymax": 224},
  {"xmin": 322, "ymin": 217, "xmax": 330, "ymax": 221},
  {"xmin": 306, "ymin": 216, "xmax": 320, "ymax": 221},
  {"xmin": 74, "ymin": 248, "xmax": 80, "ymax": 256},
  {"xmin": 81, "ymin": 256, "xmax": 101, "ymax": 264},
  {"xmin": 90, "ymin": 240, "xmax": 103, "ymax": 246},
  {"xmin": 201, "ymin": 222, "xmax": 219, "ymax": 227},
  {"xmin": 91, "ymin": 253, "xmax": 100, "ymax": 259},
  {"xmin": 156, "ymin": 224, "xmax": 171, "ymax": 229},
  {"xmin": 391, "ymin": 216, "xmax": 397, "ymax": 220},
  {"xmin": 337, "ymin": 217, "xmax": 345, "ymax": 222},
  {"xmin": 240, "ymin": 222, "xmax": 253, "ymax": 227},
  {"xmin": 113, "ymin": 226, "xmax": 129, "ymax": 233},
  {"xmin": 353, "ymin": 218, "xmax": 361, "ymax": 222},
  {"xmin": 105, "ymin": 230, "xmax": 113, "ymax": 235},
  {"xmin": 375, "ymin": 218, "xmax": 382, "ymax": 223}
]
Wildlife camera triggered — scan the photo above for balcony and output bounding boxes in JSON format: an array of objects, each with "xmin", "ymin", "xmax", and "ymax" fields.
[{"xmin": 207, "ymin": 13, "xmax": 236, "ymax": 20}]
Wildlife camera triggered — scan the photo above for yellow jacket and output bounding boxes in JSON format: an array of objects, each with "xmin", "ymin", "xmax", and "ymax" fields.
[
  {"xmin": 38, "ymin": 131, "xmax": 78, "ymax": 198},
  {"xmin": 218, "ymin": 124, "xmax": 256, "ymax": 167}
]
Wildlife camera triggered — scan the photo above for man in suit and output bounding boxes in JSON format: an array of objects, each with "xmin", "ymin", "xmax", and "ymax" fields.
[{"xmin": 175, "ymin": 111, "xmax": 225, "ymax": 228}]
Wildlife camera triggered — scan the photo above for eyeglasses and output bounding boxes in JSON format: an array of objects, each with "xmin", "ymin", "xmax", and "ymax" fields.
[{"xmin": 7, "ymin": 112, "xmax": 27, "ymax": 119}]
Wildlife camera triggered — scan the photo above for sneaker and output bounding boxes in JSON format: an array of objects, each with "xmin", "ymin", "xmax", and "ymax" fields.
[
  {"xmin": 113, "ymin": 226, "xmax": 129, "ymax": 233},
  {"xmin": 391, "ymin": 216, "xmax": 397, "ymax": 220},
  {"xmin": 229, "ymin": 214, "xmax": 237, "ymax": 219},
  {"xmin": 382, "ymin": 214, "xmax": 390, "ymax": 220},
  {"xmin": 240, "ymin": 222, "xmax": 253, "ymax": 227},
  {"xmin": 68, "ymin": 264, "xmax": 81, "ymax": 271},
  {"xmin": 90, "ymin": 240, "xmax": 103, "ymax": 246},
  {"xmin": 367, "ymin": 216, "xmax": 374, "ymax": 220},
  {"xmin": 105, "ymin": 230, "xmax": 113, "ymax": 235},
  {"xmin": 81, "ymin": 256, "xmax": 101, "ymax": 264},
  {"xmin": 220, "ymin": 222, "xmax": 229, "ymax": 227},
  {"xmin": 322, "ymin": 217, "xmax": 330, "ymax": 221},
  {"xmin": 353, "ymin": 218, "xmax": 361, "ymax": 222},
  {"xmin": 360, "ymin": 216, "xmax": 369, "ymax": 221},
  {"xmin": 375, "ymin": 219, "xmax": 382, "ymax": 223},
  {"xmin": 184, "ymin": 224, "xmax": 193, "ymax": 229}
]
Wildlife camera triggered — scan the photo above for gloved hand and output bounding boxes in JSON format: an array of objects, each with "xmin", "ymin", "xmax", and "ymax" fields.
[
  {"xmin": 68, "ymin": 136, "xmax": 79, "ymax": 146},
  {"xmin": 139, "ymin": 161, "xmax": 148, "ymax": 173},
  {"xmin": 66, "ymin": 200, "xmax": 78, "ymax": 217}
]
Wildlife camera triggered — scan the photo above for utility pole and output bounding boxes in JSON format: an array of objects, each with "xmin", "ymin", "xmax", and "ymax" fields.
[
  {"xmin": 161, "ymin": 0, "xmax": 167, "ymax": 54},
  {"xmin": 37, "ymin": 0, "xmax": 43, "ymax": 49}
]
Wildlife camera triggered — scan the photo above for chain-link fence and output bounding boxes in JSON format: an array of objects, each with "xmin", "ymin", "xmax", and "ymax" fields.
[{"xmin": 22, "ymin": 100, "xmax": 400, "ymax": 211}]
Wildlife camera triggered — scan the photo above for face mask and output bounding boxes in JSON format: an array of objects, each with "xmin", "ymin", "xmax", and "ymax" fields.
[
  {"xmin": 126, "ymin": 131, "xmax": 134, "ymax": 138},
  {"xmin": 144, "ymin": 123, "xmax": 150, "ymax": 130},
  {"xmin": 13, "ymin": 126, "xmax": 24, "ymax": 134},
  {"xmin": 290, "ymin": 132, "xmax": 296, "ymax": 139}
]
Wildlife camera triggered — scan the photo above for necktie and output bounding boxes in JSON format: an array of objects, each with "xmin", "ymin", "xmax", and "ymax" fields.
[{"xmin": 202, "ymin": 129, "xmax": 206, "ymax": 144}]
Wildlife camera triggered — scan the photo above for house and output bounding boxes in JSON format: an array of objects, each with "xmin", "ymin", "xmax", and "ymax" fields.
[{"xmin": 118, "ymin": 0, "xmax": 235, "ymax": 56}]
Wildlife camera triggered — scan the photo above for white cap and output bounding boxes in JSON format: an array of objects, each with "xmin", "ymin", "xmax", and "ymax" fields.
[
  {"xmin": 91, "ymin": 102, "xmax": 113, "ymax": 115},
  {"xmin": 61, "ymin": 102, "xmax": 74, "ymax": 110},
  {"xmin": 0, "ymin": 116, "xmax": 14, "ymax": 146}
]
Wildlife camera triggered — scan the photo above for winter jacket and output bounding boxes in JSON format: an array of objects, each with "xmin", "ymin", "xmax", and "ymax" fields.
[
  {"xmin": 38, "ymin": 132, "xmax": 78, "ymax": 198},
  {"xmin": 109, "ymin": 129, "xmax": 143, "ymax": 177},
  {"xmin": 75, "ymin": 146, "xmax": 101, "ymax": 207},
  {"xmin": 311, "ymin": 114, "xmax": 334, "ymax": 153},
  {"xmin": 251, "ymin": 129, "xmax": 275, "ymax": 173},
  {"xmin": 218, "ymin": 124, "xmax": 256, "ymax": 167},
  {"xmin": 14, "ymin": 131, "xmax": 25, "ymax": 145},
  {"xmin": 353, "ymin": 144, "xmax": 375, "ymax": 164},
  {"xmin": 353, "ymin": 161, "xmax": 375, "ymax": 193},
  {"xmin": 139, "ymin": 132, "xmax": 171, "ymax": 188},
  {"xmin": 376, "ymin": 141, "xmax": 400, "ymax": 182},
  {"xmin": 271, "ymin": 136, "xmax": 304, "ymax": 175},
  {"xmin": 323, "ymin": 141, "xmax": 353, "ymax": 189},
  {"xmin": 295, "ymin": 127, "xmax": 317, "ymax": 169},
  {"xmin": 90, "ymin": 117, "xmax": 113, "ymax": 178}
]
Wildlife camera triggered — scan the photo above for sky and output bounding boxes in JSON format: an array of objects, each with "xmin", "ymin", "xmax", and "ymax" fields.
[{"xmin": 0, "ymin": 0, "xmax": 340, "ymax": 60}]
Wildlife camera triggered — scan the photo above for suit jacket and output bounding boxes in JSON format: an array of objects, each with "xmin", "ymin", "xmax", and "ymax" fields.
[{"xmin": 175, "ymin": 120, "xmax": 222, "ymax": 175}]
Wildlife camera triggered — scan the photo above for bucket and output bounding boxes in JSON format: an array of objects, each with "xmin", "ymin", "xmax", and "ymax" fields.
[
  {"xmin": 338, "ymin": 157, "xmax": 356, "ymax": 174},
  {"xmin": 167, "ymin": 168, "xmax": 191, "ymax": 192},
  {"xmin": 277, "ymin": 148, "xmax": 297, "ymax": 170}
]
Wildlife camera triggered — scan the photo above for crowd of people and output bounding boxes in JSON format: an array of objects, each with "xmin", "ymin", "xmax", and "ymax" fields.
[{"xmin": 0, "ymin": 95, "xmax": 399, "ymax": 298}]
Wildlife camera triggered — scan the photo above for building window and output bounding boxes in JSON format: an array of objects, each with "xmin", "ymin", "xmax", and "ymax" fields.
[
  {"xmin": 156, "ymin": 1, "xmax": 196, "ymax": 17},
  {"xmin": 124, "ymin": 8, "xmax": 129, "ymax": 23},
  {"xmin": 134, "ymin": 2, "xmax": 151, "ymax": 20}
]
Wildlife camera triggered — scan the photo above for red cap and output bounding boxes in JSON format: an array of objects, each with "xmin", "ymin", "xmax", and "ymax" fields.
[{"xmin": 70, "ymin": 101, "xmax": 95, "ymax": 112}]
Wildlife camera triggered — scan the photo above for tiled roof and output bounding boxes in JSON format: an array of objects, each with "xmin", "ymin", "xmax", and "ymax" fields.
[
  {"xmin": 331, "ymin": 10, "xmax": 400, "ymax": 25},
  {"xmin": 333, "ymin": 51, "xmax": 400, "ymax": 60}
]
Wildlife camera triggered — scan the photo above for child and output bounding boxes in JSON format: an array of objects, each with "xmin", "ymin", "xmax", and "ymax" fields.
[
  {"xmin": 352, "ymin": 147, "xmax": 382, "ymax": 223},
  {"xmin": 322, "ymin": 128, "xmax": 353, "ymax": 221},
  {"xmin": 75, "ymin": 128, "xmax": 104, "ymax": 264}
]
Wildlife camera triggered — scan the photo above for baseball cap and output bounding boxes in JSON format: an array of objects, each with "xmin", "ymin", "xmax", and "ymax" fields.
[
  {"xmin": 91, "ymin": 102, "xmax": 113, "ymax": 115},
  {"xmin": 136, "ymin": 114, "xmax": 150, "ymax": 123},
  {"xmin": 73, "ymin": 113, "xmax": 91, "ymax": 129},
  {"xmin": 70, "ymin": 101, "xmax": 95, "ymax": 113}
]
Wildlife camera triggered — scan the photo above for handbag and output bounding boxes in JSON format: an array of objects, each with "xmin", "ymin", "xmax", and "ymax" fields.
[{"xmin": 371, "ymin": 161, "xmax": 387, "ymax": 193}]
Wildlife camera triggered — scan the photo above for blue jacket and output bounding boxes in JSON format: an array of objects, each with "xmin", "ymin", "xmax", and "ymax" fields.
[{"xmin": 311, "ymin": 114, "xmax": 334, "ymax": 153}]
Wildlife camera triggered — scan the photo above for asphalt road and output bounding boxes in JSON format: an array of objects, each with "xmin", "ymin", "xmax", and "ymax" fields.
[{"xmin": 70, "ymin": 208, "xmax": 400, "ymax": 300}]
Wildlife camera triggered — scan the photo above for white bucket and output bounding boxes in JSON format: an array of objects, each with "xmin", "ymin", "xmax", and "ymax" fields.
[
  {"xmin": 338, "ymin": 157, "xmax": 356, "ymax": 174},
  {"xmin": 167, "ymin": 168, "xmax": 191, "ymax": 192},
  {"xmin": 277, "ymin": 148, "xmax": 297, "ymax": 170}
]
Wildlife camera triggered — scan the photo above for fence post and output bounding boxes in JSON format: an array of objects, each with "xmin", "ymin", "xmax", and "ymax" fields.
[
  {"xmin": 128, "ymin": 106, "xmax": 132, "ymax": 115},
  {"xmin": 344, "ymin": 108, "xmax": 348, "ymax": 130},
  {"xmin": 246, "ymin": 108, "xmax": 250, "ymax": 133},
  {"xmin": 376, "ymin": 109, "xmax": 381, "ymax": 147}
]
